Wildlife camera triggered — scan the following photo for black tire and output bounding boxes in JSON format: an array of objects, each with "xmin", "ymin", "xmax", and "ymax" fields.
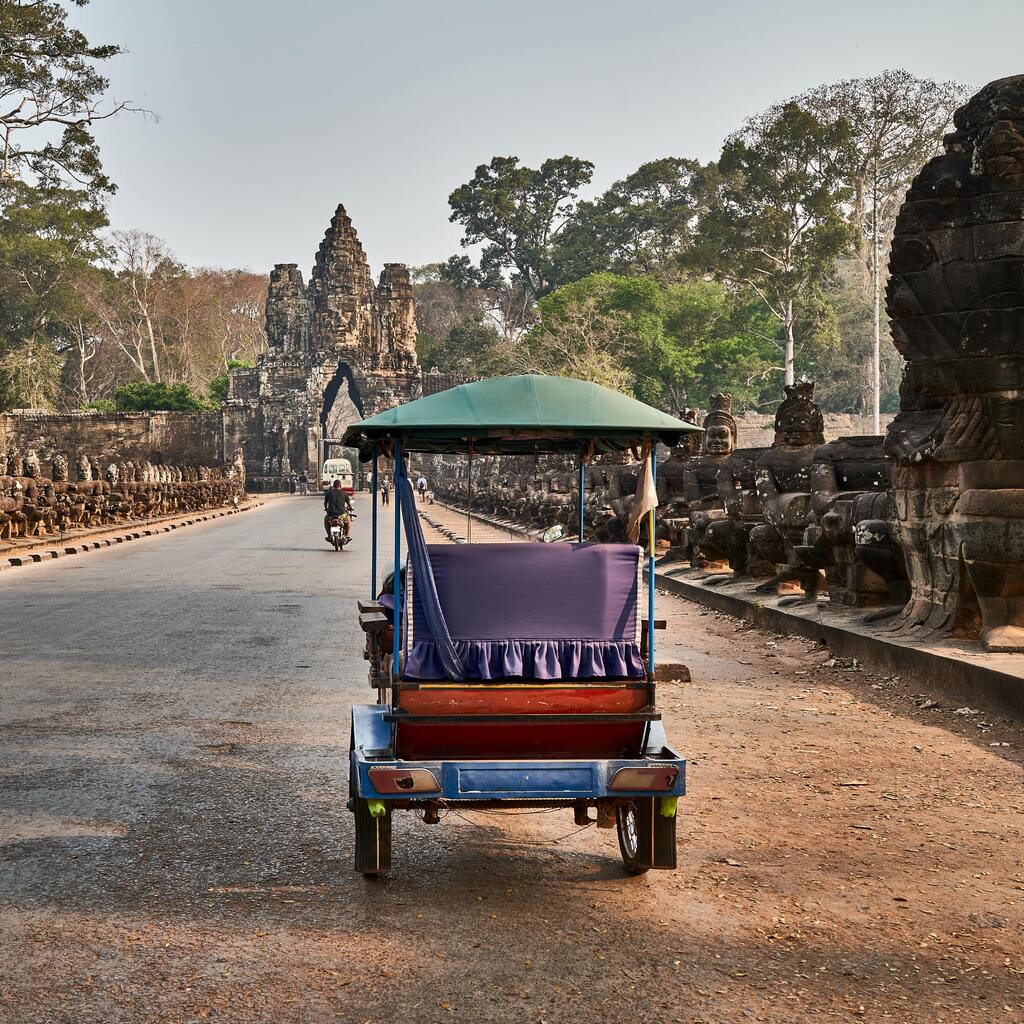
[
  {"xmin": 353, "ymin": 797, "xmax": 391, "ymax": 876},
  {"xmin": 616, "ymin": 797, "xmax": 677, "ymax": 874},
  {"xmin": 616, "ymin": 799, "xmax": 652, "ymax": 875}
]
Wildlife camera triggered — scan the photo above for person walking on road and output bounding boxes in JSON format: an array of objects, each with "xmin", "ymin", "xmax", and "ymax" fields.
[
  {"xmin": 288, "ymin": 472, "xmax": 297, "ymax": 495},
  {"xmin": 299, "ymin": 471, "xmax": 308, "ymax": 496},
  {"xmin": 416, "ymin": 474, "xmax": 427, "ymax": 501},
  {"xmin": 381, "ymin": 476, "xmax": 391, "ymax": 506}
]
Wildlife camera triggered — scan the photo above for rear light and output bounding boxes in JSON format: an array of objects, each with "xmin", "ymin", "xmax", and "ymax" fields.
[
  {"xmin": 368, "ymin": 767, "xmax": 441, "ymax": 794},
  {"xmin": 608, "ymin": 765, "xmax": 679, "ymax": 792}
]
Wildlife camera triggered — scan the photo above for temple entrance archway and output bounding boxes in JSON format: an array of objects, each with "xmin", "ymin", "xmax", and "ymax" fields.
[{"xmin": 317, "ymin": 361, "xmax": 365, "ymax": 488}]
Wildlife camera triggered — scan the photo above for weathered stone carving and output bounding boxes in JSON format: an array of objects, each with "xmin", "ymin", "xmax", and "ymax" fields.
[
  {"xmin": 787, "ymin": 435, "xmax": 906, "ymax": 605},
  {"xmin": 745, "ymin": 382, "xmax": 825, "ymax": 593},
  {"xmin": 885, "ymin": 75, "xmax": 1024, "ymax": 650},
  {"xmin": 223, "ymin": 203, "xmax": 422, "ymax": 491}
]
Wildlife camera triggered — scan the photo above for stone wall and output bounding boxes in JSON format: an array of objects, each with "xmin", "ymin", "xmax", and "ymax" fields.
[
  {"xmin": 0, "ymin": 410, "xmax": 224, "ymax": 468},
  {"xmin": 734, "ymin": 412, "xmax": 894, "ymax": 448}
]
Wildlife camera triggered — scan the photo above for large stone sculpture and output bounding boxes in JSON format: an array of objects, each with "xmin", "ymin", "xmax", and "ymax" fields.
[
  {"xmin": 222, "ymin": 204, "xmax": 422, "ymax": 490},
  {"xmin": 885, "ymin": 75, "xmax": 1024, "ymax": 651},
  {"xmin": 789, "ymin": 435, "xmax": 905, "ymax": 605},
  {"xmin": 742, "ymin": 382, "xmax": 825, "ymax": 592}
]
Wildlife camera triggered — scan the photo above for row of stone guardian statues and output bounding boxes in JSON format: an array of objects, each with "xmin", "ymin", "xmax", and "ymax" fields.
[
  {"xmin": 431, "ymin": 384, "xmax": 905, "ymax": 614},
  {"xmin": 0, "ymin": 448, "xmax": 247, "ymax": 541},
  {"xmin": 435, "ymin": 76, "xmax": 1024, "ymax": 656},
  {"xmin": 430, "ymin": 378, "xmax": 1012, "ymax": 656}
]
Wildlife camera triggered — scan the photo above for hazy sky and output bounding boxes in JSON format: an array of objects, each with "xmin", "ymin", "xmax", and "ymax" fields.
[{"xmin": 74, "ymin": 0, "xmax": 1024, "ymax": 279}]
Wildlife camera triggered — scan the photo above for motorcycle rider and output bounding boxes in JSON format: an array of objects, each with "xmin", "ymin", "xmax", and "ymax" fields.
[{"xmin": 324, "ymin": 479, "xmax": 353, "ymax": 545}]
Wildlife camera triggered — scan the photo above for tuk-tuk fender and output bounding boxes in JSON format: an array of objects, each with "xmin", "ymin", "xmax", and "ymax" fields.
[{"xmin": 350, "ymin": 704, "xmax": 686, "ymax": 803}]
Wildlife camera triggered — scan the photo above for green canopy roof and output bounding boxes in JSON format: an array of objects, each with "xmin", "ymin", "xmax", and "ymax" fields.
[{"xmin": 341, "ymin": 374, "xmax": 700, "ymax": 458}]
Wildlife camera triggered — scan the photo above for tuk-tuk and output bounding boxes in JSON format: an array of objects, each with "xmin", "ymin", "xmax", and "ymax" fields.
[{"xmin": 342, "ymin": 374, "xmax": 699, "ymax": 876}]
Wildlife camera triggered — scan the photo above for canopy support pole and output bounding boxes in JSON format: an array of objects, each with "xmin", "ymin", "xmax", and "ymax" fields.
[
  {"xmin": 371, "ymin": 444, "xmax": 378, "ymax": 599},
  {"xmin": 466, "ymin": 445, "xmax": 473, "ymax": 543},
  {"xmin": 648, "ymin": 444, "xmax": 657, "ymax": 679},
  {"xmin": 393, "ymin": 438, "xmax": 402, "ymax": 679},
  {"xmin": 577, "ymin": 445, "xmax": 585, "ymax": 543}
]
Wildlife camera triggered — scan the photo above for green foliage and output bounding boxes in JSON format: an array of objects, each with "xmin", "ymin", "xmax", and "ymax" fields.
[
  {"xmin": 419, "ymin": 318, "xmax": 504, "ymax": 376},
  {"xmin": 207, "ymin": 358, "xmax": 252, "ymax": 404},
  {"xmin": 524, "ymin": 273, "xmax": 780, "ymax": 411},
  {"xmin": 85, "ymin": 398, "xmax": 116, "ymax": 412},
  {"xmin": 0, "ymin": 180, "xmax": 108, "ymax": 409},
  {"xmin": 0, "ymin": 336, "xmax": 63, "ymax": 409},
  {"xmin": 553, "ymin": 158, "xmax": 707, "ymax": 281},
  {"xmin": 0, "ymin": 0, "xmax": 124, "ymax": 198},
  {"xmin": 447, "ymin": 155, "xmax": 594, "ymax": 299},
  {"xmin": 112, "ymin": 380, "xmax": 210, "ymax": 412},
  {"xmin": 689, "ymin": 102, "xmax": 859, "ymax": 382}
]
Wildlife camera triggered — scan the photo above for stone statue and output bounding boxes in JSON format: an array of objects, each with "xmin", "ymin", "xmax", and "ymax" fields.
[
  {"xmin": 23, "ymin": 449, "xmax": 40, "ymax": 478},
  {"xmin": 885, "ymin": 75, "xmax": 1024, "ymax": 650},
  {"xmin": 746, "ymin": 381, "xmax": 825, "ymax": 593},
  {"xmin": 52, "ymin": 454, "xmax": 68, "ymax": 482},
  {"xmin": 671, "ymin": 395, "xmax": 739, "ymax": 567},
  {"xmin": 77, "ymin": 454, "xmax": 92, "ymax": 482},
  {"xmin": 105, "ymin": 462, "xmax": 119, "ymax": 484}
]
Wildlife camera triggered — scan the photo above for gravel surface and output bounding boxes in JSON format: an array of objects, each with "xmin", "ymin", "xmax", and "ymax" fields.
[{"xmin": 2, "ymin": 494, "xmax": 1022, "ymax": 1023}]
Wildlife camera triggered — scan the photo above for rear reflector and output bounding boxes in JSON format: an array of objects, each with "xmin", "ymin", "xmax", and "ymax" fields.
[
  {"xmin": 608, "ymin": 765, "xmax": 679, "ymax": 792},
  {"xmin": 368, "ymin": 767, "xmax": 441, "ymax": 794}
]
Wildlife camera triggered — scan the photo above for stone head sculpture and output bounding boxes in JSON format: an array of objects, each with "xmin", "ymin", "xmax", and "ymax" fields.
[
  {"xmin": 23, "ymin": 449, "xmax": 39, "ymax": 478},
  {"xmin": 773, "ymin": 382, "xmax": 825, "ymax": 448},
  {"xmin": 703, "ymin": 394, "xmax": 737, "ymax": 456},
  {"xmin": 52, "ymin": 454, "xmax": 68, "ymax": 482}
]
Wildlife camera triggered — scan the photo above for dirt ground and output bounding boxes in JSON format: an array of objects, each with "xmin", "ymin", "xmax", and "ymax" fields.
[{"xmin": 2, "ymin": 495, "xmax": 1022, "ymax": 1023}]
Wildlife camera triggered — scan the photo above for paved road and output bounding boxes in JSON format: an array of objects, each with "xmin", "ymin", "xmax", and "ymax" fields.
[{"xmin": 2, "ymin": 495, "xmax": 1023, "ymax": 1023}]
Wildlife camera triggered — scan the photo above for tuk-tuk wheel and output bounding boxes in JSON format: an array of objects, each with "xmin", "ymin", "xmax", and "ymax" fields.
[
  {"xmin": 353, "ymin": 797, "xmax": 392, "ymax": 876},
  {"xmin": 616, "ymin": 799, "xmax": 653, "ymax": 875}
]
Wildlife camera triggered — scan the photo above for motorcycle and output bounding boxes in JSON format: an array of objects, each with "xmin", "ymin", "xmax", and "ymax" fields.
[{"xmin": 328, "ymin": 516, "xmax": 350, "ymax": 551}]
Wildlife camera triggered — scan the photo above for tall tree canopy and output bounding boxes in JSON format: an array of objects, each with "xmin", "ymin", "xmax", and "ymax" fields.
[
  {"xmin": 553, "ymin": 157, "xmax": 706, "ymax": 282},
  {"xmin": 789, "ymin": 71, "xmax": 966, "ymax": 427},
  {"xmin": 690, "ymin": 102, "xmax": 858, "ymax": 385},
  {"xmin": 447, "ymin": 155, "xmax": 594, "ymax": 301},
  {"xmin": 0, "ymin": 0, "xmax": 130, "ymax": 197}
]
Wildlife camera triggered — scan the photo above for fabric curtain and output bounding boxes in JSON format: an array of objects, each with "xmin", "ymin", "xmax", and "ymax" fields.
[{"xmin": 395, "ymin": 459, "xmax": 466, "ymax": 680}]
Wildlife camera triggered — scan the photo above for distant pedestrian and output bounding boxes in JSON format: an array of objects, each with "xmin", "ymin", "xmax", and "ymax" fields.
[
  {"xmin": 288, "ymin": 472, "xmax": 297, "ymax": 495},
  {"xmin": 416, "ymin": 475, "xmax": 427, "ymax": 501},
  {"xmin": 381, "ymin": 477, "xmax": 391, "ymax": 506},
  {"xmin": 299, "ymin": 471, "xmax": 308, "ymax": 495}
]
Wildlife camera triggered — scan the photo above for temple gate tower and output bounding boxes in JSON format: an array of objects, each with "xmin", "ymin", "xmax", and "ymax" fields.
[{"xmin": 222, "ymin": 204, "xmax": 422, "ymax": 489}]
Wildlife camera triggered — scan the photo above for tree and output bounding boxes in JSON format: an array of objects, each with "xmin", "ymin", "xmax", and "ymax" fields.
[
  {"xmin": 690, "ymin": 102, "xmax": 858, "ymax": 386},
  {"xmin": 207, "ymin": 358, "xmax": 251, "ymax": 404},
  {"xmin": 553, "ymin": 157, "xmax": 707, "ymax": 281},
  {"xmin": 791, "ymin": 71, "xmax": 966, "ymax": 429},
  {"xmin": 447, "ymin": 155, "xmax": 594, "ymax": 301},
  {"xmin": 112, "ymin": 380, "xmax": 208, "ymax": 412},
  {"xmin": 0, "ymin": 0, "xmax": 133, "ymax": 198},
  {"xmin": 0, "ymin": 179, "xmax": 106, "ymax": 408},
  {"xmin": 525, "ymin": 272, "xmax": 780, "ymax": 411},
  {"xmin": 418, "ymin": 318, "xmax": 504, "ymax": 377}
]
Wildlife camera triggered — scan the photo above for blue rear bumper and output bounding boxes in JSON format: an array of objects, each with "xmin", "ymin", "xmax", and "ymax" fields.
[{"xmin": 350, "ymin": 704, "xmax": 686, "ymax": 802}]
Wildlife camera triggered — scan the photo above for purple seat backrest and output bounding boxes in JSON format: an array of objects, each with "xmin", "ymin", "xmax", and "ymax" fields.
[{"xmin": 412, "ymin": 543, "xmax": 640, "ymax": 644}]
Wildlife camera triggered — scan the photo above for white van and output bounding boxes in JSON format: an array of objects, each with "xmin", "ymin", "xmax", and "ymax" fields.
[{"xmin": 321, "ymin": 457, "xmax": 354, "ymax": 493}]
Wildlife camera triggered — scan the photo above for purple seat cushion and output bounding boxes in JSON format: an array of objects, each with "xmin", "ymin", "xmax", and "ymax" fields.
[{"xmin": 406, "ymin": 543, "xmax": 645, "ymax": 681}]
